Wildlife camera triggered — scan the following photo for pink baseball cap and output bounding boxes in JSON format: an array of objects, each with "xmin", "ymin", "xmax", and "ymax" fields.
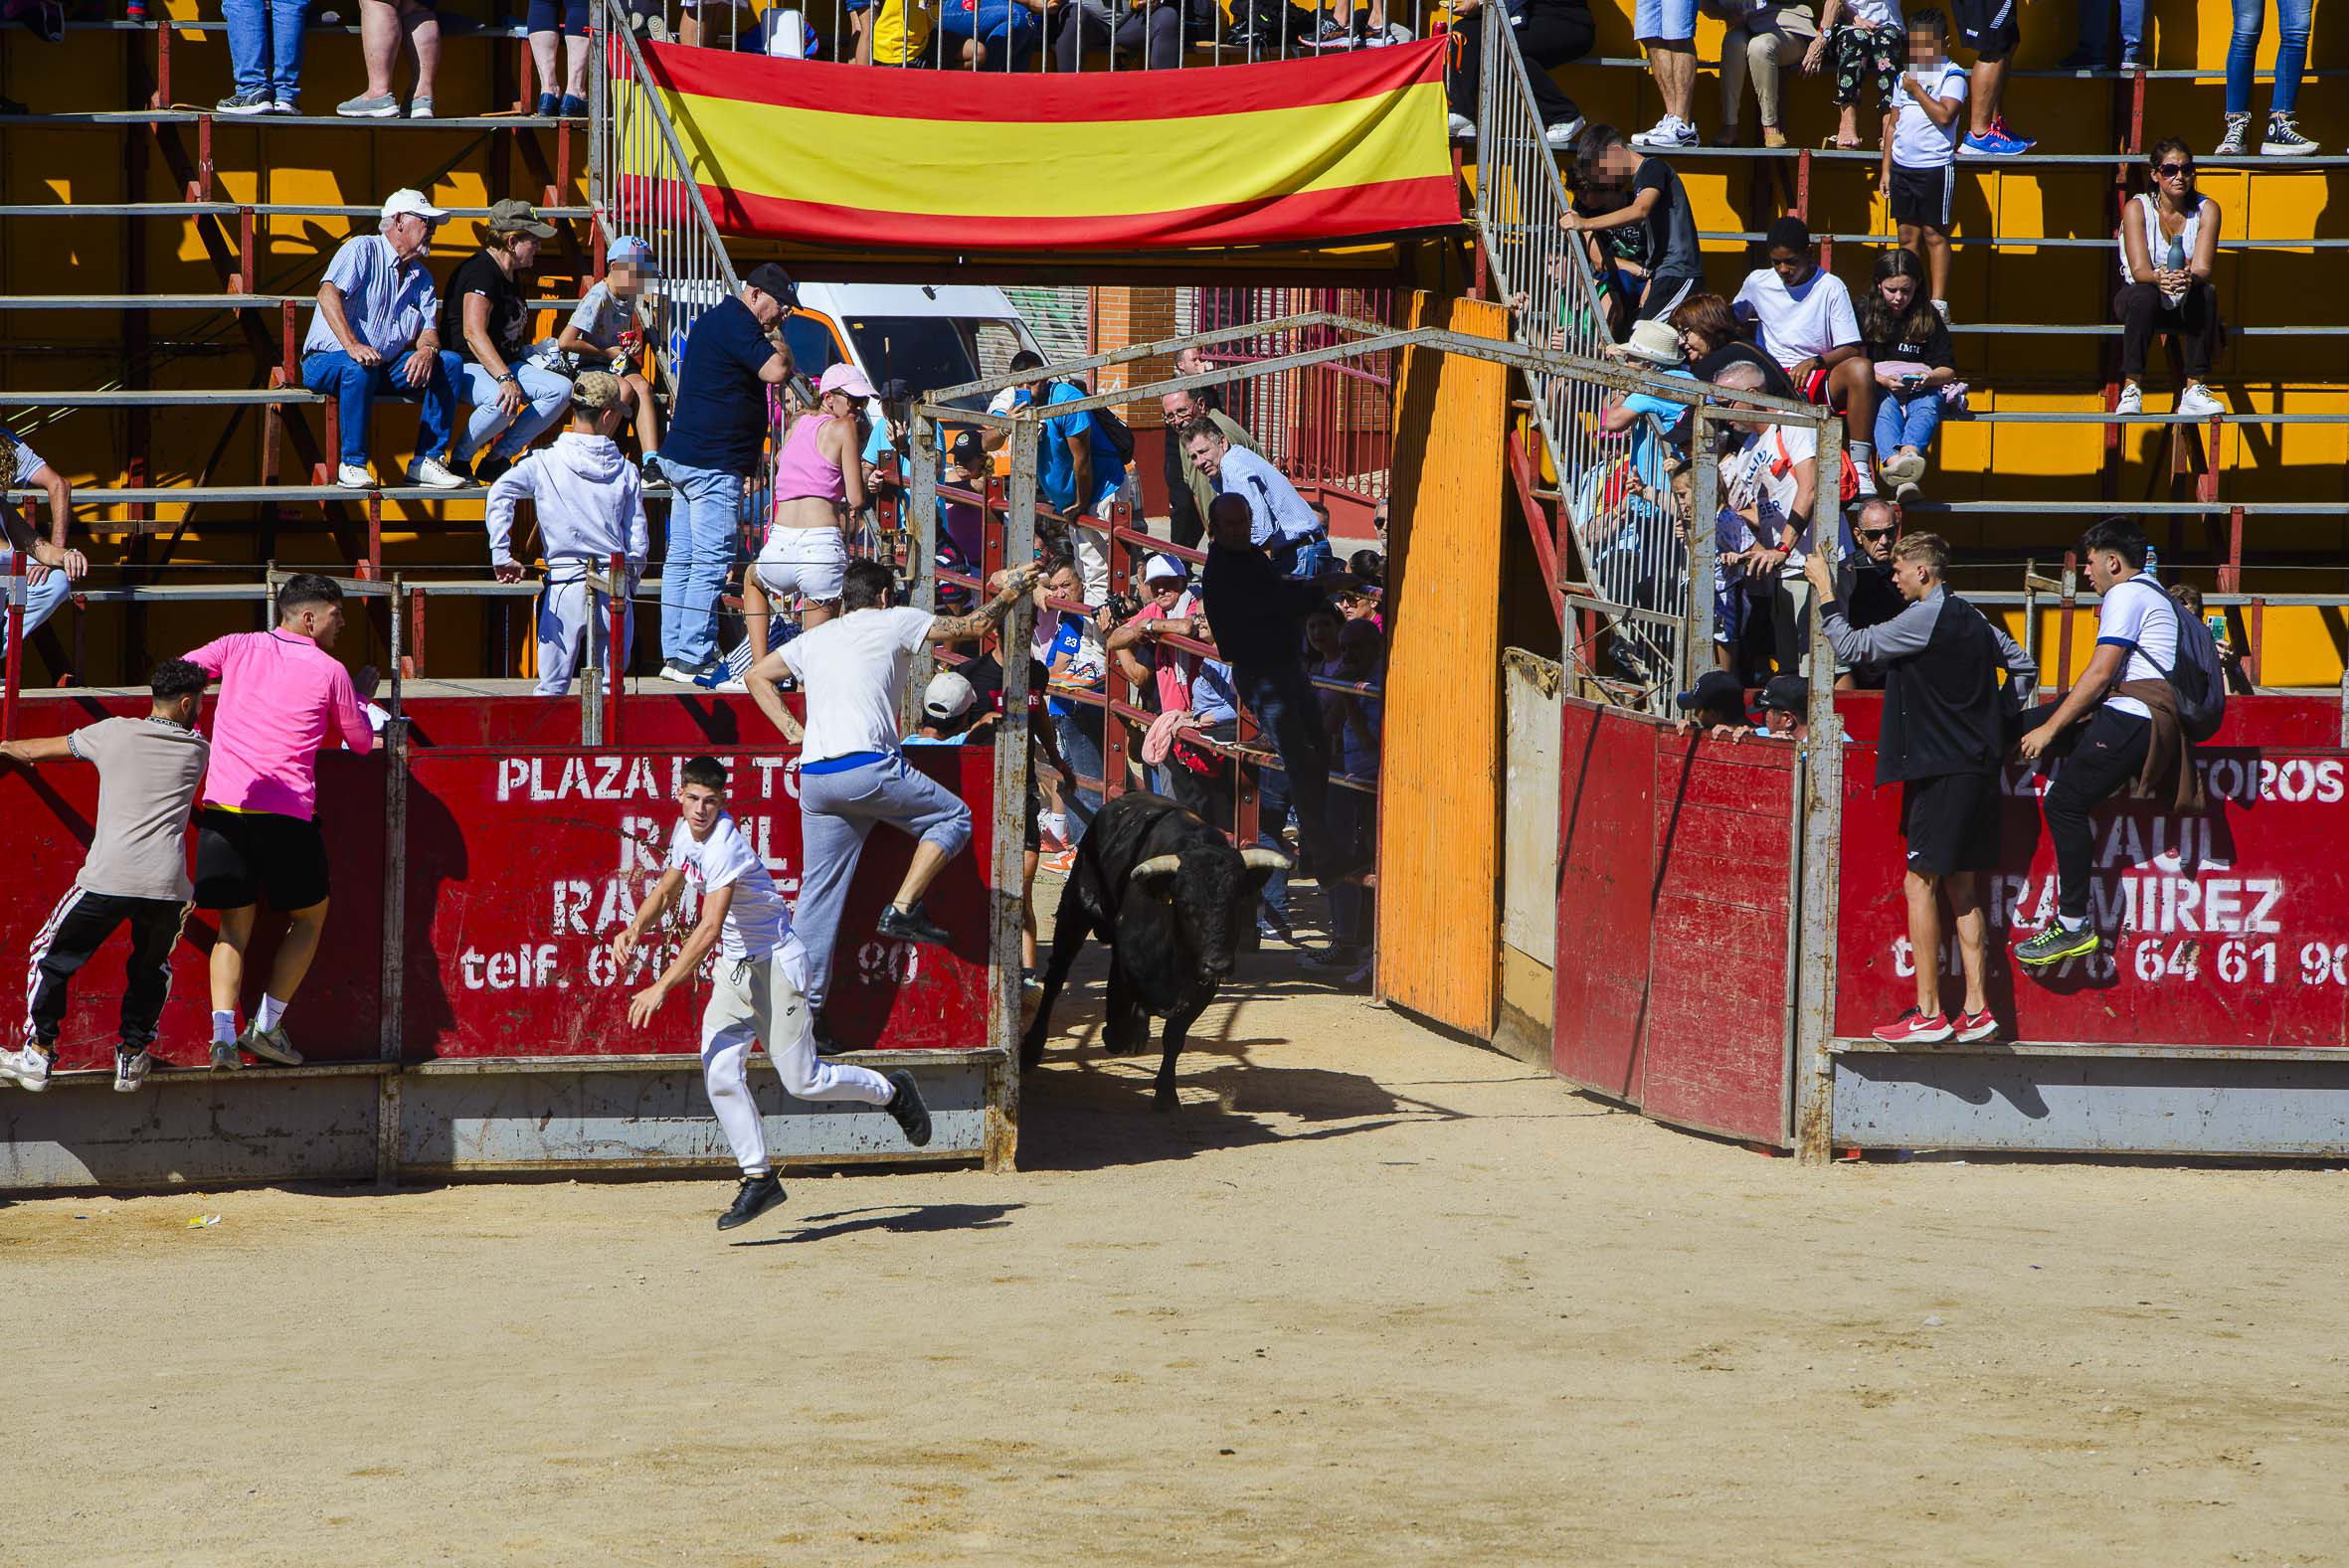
[{"xmin": 818, "ymin": 363, "xmax": 877, "ymax": 400}]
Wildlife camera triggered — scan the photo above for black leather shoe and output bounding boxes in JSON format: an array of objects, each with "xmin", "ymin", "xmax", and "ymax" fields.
[
  {"xmin": 876, "ymin": 901, "xmax": 951, "ymax": 948},
  {"xmin": 716, "ymin": 1172, "xmax": 785, "ymax": 1232},
  {"xmin": 884, "ymin": 1070, "xmax": 933, "ymax": 1148}
]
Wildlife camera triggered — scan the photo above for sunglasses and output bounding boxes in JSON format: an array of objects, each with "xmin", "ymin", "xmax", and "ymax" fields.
[
  {"xmin": 1858, "ymin": 527, "xmax": 1898, "ymax": 542},
  {"xmin": 2155, "ymin": 163, "xmax": 2193, "ymax": 176}
]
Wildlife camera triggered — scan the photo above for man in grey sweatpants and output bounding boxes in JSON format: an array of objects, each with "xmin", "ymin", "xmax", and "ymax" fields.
[{"xmin": 748, "ymin": 558, "xmax": 1038, "ymax": 1042}]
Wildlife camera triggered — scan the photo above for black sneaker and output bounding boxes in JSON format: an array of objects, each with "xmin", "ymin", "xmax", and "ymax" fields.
[
  {"xmin": 884, "ymin": 1069, "xmax": 933, "ymax": 1147},
  {"xmin": 876, "ymin": 901, "xmax": 951, "ymax": 948},
  {"xmin": 1301, "ymin": 944, "xmax": 1367, "ymax": 973},
  {"xmin": 716, "ymin": 1172, "xmax": 785, "ymax": 1232}
]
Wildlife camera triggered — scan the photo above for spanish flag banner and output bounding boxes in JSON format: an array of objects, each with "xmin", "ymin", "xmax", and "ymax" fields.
[{"xmin": 611, "ymin": 39, "xmax": 1460, "ymax": 252}]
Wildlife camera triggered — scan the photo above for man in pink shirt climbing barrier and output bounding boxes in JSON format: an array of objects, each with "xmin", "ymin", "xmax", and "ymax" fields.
[{"xmin": 183, "ymin": 574, "xmax": 376, "ymax": 1070}]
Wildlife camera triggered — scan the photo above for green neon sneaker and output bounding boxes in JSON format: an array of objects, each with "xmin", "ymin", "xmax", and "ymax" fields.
[{"xmin": 2015, "ymin": 923, "xmax": 2099, "ymax": 966}]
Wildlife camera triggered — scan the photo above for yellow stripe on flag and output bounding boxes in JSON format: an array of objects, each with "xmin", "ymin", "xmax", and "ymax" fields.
[{"xmin": 634, "ymin": 82, "xmax": 1450, "ymax": 222}]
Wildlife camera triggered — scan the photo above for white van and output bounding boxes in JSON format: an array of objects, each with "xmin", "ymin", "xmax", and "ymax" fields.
[{"xmin": 779, "ymin": 282, "xmax": 1044, "ymax": 410}]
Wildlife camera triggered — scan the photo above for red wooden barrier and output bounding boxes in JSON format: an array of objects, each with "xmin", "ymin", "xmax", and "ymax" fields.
[
  {"xmin": 1553, "ymin": 698, "xmax": 1795, "ymax": 1146},
  {"xmin": 1834, "ymin": 733, "xmax": 2349, "ymax": 1050},
  {"xmin": 400, "ymin": 744, "xmax": 991, "ymax": 1059},
  {"xmin": 0, "ymin": 704, "xmax": 385, "ymax": 1073},
  {"xmin": 0, "ymin": 694, "xmax": 993, "ymax": 1073}
]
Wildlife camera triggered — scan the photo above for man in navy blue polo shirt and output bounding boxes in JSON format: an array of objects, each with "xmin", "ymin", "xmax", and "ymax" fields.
[{"xmin": 655, "ymin": 262, "xmax": 796, "ymax": 689}]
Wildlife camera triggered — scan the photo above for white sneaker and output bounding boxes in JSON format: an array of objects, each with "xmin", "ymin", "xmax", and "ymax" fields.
[
  {"xmin": 407, "ymin": 455, "xmax": 465, "ymax": 489},
  {"xmin": 1632, "ymin": 115, "xmax": 1698, "ymax": 150},
  {"xmin": 335, "ymin": 461, "xmax": 373, "ymax": 488},
  {"xmin": 660, "ymin": 662, "xmax": 715, "ymax": 686},
  {"xmin": 1850, "ymin": 460, "xmax": 1878, "ymax": 499},
  {"xmin": 1447, "ymin": 112, "xmax": 1475, "ymax": 140},
  {"xmin": 1544, "ymin": 115, "xmax": 1585, "ymax": 149},
  {"xmin": 114, "ymin": 1047, "xmax": 151, "ymax": 1093},
  {"xmin": 2114, "ymin": 383, "xmax": 2143, "ymax": 416},
  {"xmin": 0, "ymin": 1043, "xmax": 53, "ymax": 1093},
  {"xmin": 2175, "ymin": 383, "xmax": 2224, "ymax": 420}
]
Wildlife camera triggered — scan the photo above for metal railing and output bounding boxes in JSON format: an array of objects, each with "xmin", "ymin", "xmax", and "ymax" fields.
[
  {"xmin": 1467, "ymin": 7, "xmax": 1700, "ymax": 693},
  {"xmin": 590, "ymin": 0, "xmax": 743, "ymax": 383},
  {"xmin": 611, "ymin": 0, "xmax": 1415, "ymax": 73}
]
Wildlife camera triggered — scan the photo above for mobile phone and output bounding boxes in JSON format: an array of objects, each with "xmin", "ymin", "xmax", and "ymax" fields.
[{"xmin": 2205, "ymin": 611, "xmax": 2228, "ymax": 642}]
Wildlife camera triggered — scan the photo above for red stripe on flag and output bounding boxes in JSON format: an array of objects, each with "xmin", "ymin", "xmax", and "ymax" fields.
[
  {"xmin": 622, "ymin": 35, "xmax": 1448, "ymax": 125},
  {"xmin": 615, "ymin": 176, "xmax": 1462, "ymax": 250}
]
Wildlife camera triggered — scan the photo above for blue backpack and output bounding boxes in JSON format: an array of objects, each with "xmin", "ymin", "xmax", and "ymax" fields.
[{"xmin": 2157, "ymin": 588, "xmax": 2227, "ymax": 743}]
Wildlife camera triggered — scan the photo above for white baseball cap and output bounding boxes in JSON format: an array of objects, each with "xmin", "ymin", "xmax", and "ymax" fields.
[
  {"xmin": 1142, "ymin": 553, "xmax": 1188, "ymax": 584},
  {"xmin": 923, "ymin": 670, "xmax": 976, "ymax": 723},
  {"xmin": 381, "ymin": 187, "xmax": 449, "ymax": 224}
]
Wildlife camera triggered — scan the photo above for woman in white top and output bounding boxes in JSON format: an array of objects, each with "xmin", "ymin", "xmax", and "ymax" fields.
[{"xmin": 2114, "ymin": 137, "xmax": 2224, "ymax": 421}]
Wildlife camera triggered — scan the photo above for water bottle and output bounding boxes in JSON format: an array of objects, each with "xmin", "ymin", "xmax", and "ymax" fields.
[{"xmin": 2165, "ymin": 236, "xmax": 2187, "ymax": 272}]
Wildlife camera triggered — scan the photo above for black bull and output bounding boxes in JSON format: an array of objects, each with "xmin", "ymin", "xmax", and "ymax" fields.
[{"xmin": 1020, "ymin": 793, "xmax": 1289, "ymax": 1108}]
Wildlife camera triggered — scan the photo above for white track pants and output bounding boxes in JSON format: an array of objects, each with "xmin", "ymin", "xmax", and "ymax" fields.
[
  {"xmin": 536, "ymin": 558, "xmax": 634, "ymax": 697},
  {"xmin": 700, "ymin": 935, "xmax": 893, "ymax": 1176}
]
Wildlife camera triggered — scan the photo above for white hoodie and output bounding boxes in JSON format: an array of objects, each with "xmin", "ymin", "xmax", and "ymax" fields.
[{"xmin": 485, "ymin": 432, "xmax": 651, "ymax": 572}]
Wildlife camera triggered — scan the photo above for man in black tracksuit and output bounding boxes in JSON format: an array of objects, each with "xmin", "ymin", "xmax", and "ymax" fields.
[{"xmin": 1805, "ymin": 535, "xmax": 2036, "ymax": 1045}]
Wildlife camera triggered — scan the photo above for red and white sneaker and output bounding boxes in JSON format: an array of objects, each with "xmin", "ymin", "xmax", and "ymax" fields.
[
  {"xmin": 1952, "ymin": 1009, "xmax": 1999, "ymax": 1043},
  {"xmin": 1871, "ymin": 1007, "xmax": 1954, "ymax": 1044}
]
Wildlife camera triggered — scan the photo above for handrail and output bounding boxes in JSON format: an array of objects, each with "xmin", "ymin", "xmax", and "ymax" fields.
[{"xmin": 590, "ymin": 0, "xmax": 742, "ymax": 384}]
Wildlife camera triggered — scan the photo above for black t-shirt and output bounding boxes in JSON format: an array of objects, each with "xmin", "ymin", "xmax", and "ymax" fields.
[
  {"xmin": 440, "ymin": 251, "xmax": 530, "ymax": 367},
  {"xmin": 1863, "ymin": 318, "xmax": 1955, "ymax": 370},
  {"xmin": 661, "ymin": 295, "xmax": 780, "ymax": 475},
  {"xmin": 1695, "ymin": 340, "xmax": 1798, "ymax": 402},
  {"xmin": 1634, "ymin": 157, "xmax": 1704, "ymax": 283},
  {"xmin": 1200, "ymin": 542, "xmax": 1326, "ymax": 672}
]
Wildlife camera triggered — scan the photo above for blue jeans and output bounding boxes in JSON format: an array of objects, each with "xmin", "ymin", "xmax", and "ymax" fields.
[
  {"xmin": 300, "ymin": 347, "xmax": 461, "ymax": 469},
  {"xmin": 1052, "ymin": 707, "xmax": 1104, "ymax": 843},
  {"xmin": 0, "ymin": 549, "xmax": 73, "ymax": 636},
  {"xmin": 224, "ymin": 0, "xmax": 307, "ymax": 98},
  {"xmin": 456, "ymin": 359, "xmax": 571, "ymax": 465},
  {"xmin": 1256, "ymin": 767, "xmax": 1295, "ymax": 933},
  {"xmin": 2076, "ymin": 0, "xmax": 2144, "ymax": 55},
  {"xmin": 938, "ymin": 0, "xmax": 1038, "ymax": 62},
  {"xmin": 2227, "ymin": 0, "xmax": 2309, "ymax": 114},
  {"xmin": 656, "ymin": 458, "xmax": 744, "ymax": 671},
  {"xmin": 1233, "ymin": 660, "xmax": 1350, "ymax": 877},
  {"xmin": 1874, "ymin": 389, "xmax": 1943, "ymax": 454}
]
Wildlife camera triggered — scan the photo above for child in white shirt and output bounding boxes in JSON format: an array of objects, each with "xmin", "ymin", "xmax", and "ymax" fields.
[{"xmin": 1882, "ymin": 8, "xmax": 1967, "ymax": 315}]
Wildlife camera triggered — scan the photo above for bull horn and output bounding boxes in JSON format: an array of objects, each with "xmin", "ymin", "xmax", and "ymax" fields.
[
  {"xmin": 1239, "ymin": 848, "xmax": 1293, "ymax": 872},
  {"xmin": 1131, "ymin": 853, "xmax": 1183, "ymax": 883}
]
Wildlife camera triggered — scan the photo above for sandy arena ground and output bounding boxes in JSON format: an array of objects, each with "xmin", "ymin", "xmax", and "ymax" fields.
[{"xmin": 6, "ymin": 946, "xmax": 2348, "ymax": 1565}]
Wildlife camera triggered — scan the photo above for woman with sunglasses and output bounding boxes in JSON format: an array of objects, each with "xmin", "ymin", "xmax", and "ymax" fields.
[{"xmin": 2114, "ymin": 139, "xmax": 2224, "ymax": 421}]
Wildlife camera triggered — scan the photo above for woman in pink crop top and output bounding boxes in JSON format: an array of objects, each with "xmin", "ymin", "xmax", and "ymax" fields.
[{"xmin": 748, "ymin": 361, "xmax": 875, "ymax": 653}]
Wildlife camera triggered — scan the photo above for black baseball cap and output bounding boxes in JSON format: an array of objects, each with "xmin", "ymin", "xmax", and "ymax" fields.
[
  {"xmin": 1675, "ymin": 669, "xmax": 1747, "ymax": 715},
  {"xmin": 744, "ymin": 262, "xmax": 798, "ymax": 307},
  {"xmin": 1756, "ymin": 674, "xmax": 1810, "ymax": 714}
]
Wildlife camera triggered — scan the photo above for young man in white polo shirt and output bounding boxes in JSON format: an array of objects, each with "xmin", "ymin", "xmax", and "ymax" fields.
[
  {"xmin": 2011, "ymin": 516, "xmax": 2186, "ymax": 966},
  {"xmin": 1733, "ymin": 216, "xmax": 1879, "ymax": 498},
  {"xmin": 613, "ymin": 755, "xmax": 932, "ymax": 1233},
  {"xmin": 746, "ymin": 557, "xmax": 1038, "ymax": 1045},
  {"xmin": 1715, "ymin": 361, "xmax": 1821, "ymax": 679}
]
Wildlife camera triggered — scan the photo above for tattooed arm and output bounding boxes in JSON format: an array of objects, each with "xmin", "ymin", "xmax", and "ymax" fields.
[{"xmin": 927, "ymin": 566, "xmax": 1041, "ymax": 644}]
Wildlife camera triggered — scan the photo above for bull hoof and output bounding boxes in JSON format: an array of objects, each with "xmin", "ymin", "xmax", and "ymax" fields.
[{"xmin": 1153, "ymin": 1088, "xmax": 1178, "ymax": 1112}]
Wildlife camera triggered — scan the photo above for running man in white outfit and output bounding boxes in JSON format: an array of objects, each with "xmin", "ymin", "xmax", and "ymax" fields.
[
  {"xmin": 484, "ymin": 372, "xmax": 650, "ymax": 695},
  {"xmin": 613, "ymin": 754, "xmax": 932, "ymax": 1232},
  {"xmin": 746, "ymin": 557, "xmax": 1037, "ymax": 1046},
  {"xmin": 745, "ymin": 361, "xmax": 873, "ymax": 662}
]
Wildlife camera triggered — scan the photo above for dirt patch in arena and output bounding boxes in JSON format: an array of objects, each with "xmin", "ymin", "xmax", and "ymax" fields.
[{"xmin": 6, "ymin": 956, "xmax": 2346, "ymax": 1564}]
